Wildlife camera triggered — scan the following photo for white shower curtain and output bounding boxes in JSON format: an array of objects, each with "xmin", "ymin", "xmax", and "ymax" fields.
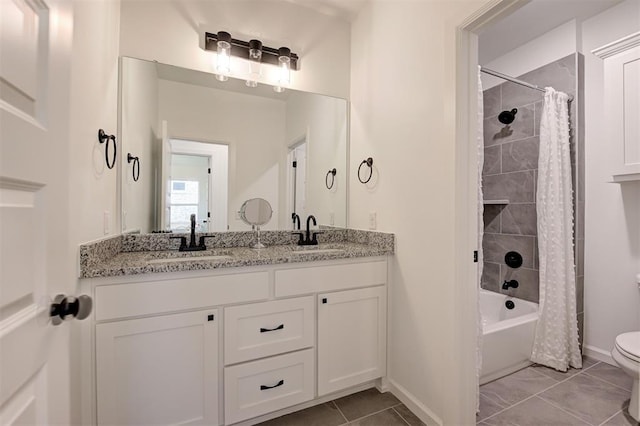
[
  {"xmin": 530, "ymin": 88, "xmax": 582, "ymax": 371},
  {"xmin": 476, "ymin": 66, "xmax": 484, "ymax": 410}
]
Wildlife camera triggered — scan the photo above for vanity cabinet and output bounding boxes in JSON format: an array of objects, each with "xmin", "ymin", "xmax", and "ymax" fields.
[
  {"xmin": 95, "ymin": 309, "xmax": 220, "ymax": 425},
  {"xmin": 82, "ymin": 258, "xmax": 389, "ymax": 426},
  {"xmin": 317, "ymin": 286, "xmax": 387, "ymax": 396}
]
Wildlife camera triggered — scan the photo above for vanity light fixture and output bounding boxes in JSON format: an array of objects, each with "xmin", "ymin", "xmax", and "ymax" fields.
[
  {"xmin": 204, "ymin": 31, "xmax": 299, "ymax": 89},
  {"xmin": 246, "ymin": 39, "xmax": 262, "ymax": 88},
  {"xmin": 214, "ymin": 31, "xmax": 232, "ymax": 81}
]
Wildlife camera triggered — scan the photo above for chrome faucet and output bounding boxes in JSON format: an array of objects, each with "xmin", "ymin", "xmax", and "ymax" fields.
[{"xmin": 170, "ymin": 214, "xmax": 214, "ymax": 251}]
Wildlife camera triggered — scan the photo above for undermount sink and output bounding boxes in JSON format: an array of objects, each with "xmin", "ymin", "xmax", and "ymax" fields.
[
  {"xmin": 145, "ymin": 251, "xmax": 233, "ymax": 264},
  {"xmin": 290, "ymin": 247, "xmax": 345, "ymax": 255}
]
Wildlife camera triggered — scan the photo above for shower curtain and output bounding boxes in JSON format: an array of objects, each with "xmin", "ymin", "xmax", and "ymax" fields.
[
  {"xmin": 530, "ymin": 88, "xmax": 582, "ymax": 371},
  {"xmin": 476, "ymin": 66, "xmax": 484, "ymax": 410}
]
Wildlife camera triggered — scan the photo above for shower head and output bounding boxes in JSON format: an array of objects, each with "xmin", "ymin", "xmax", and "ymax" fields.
[{"xmin": 498, "ymin": 108, "xmax": 518, "ymax": 125}]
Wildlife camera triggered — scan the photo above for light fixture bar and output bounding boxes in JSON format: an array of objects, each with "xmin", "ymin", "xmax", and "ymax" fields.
[{"xmin": 204, "ymin": 32, "xmax": 299, "ymax": 70}]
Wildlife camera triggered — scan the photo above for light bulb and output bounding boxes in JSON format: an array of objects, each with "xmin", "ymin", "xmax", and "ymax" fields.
[
  {"xmin": 246, "ymin": 39, "xmax": 262, "ymax": 88},
  {"xmin": 215, "ymin": 31, "xmax": 231, "ymax": 82},
  {"xmin": 274, "ymin": 47, "xmax": 291, "ymax": 93}
]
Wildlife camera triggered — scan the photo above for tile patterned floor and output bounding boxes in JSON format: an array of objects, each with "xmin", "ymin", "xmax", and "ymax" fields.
[
  {"xmin": 257, "ymin": 388, "xmax": 426, "ymax": 426},
  {"xmin": 256, "ymin": 358, "xmax": 638, "ymax": 426},
  {"xmin": 478, "ymin": 357, "xmax": 639, "ymax": 426}
]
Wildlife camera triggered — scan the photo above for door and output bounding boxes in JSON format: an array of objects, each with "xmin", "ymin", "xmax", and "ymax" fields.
[
  {"xmin": 169, "ymin": 153, "xmax": 210, "ymax": 232},
  {"xmin": 0, "ymin": 0, "xmax": 74, "ymax": 424},
  {"xmin": 287, "ymin": 140, "xmax": 307, "ymax": 227},
  {"xmin": 317, "ymin": 286, "xmax": 387, "ymax": 396},
  {"xmin": 96, "ymin": 309, "xmax": 220, "ymax": 425}
]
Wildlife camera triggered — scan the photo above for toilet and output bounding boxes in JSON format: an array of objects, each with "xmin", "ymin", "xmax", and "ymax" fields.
[{"xmin": 612, "ymin": 332, "xmax": 640, "ymax": 421}]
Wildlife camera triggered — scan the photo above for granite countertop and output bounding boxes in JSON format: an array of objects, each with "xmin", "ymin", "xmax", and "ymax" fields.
[{"xmin": 80, "ymin": 229, "xmax": 394, "ymax": 278}]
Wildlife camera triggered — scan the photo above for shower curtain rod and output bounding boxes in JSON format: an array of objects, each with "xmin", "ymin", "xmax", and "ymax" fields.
[{"xmin": 480, "ymin": 67, "xmax": 574, "ymax": 102}]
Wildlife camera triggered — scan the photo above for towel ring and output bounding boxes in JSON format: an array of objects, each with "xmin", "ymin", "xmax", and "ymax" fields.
[
  {"xmin": 357, "ymin": 157, "xmax": 374, "ymax": 184},
  {"xmin": 98, "ymin": 129, "xmax": 117, "ymax": 169},
  {"xmin": 127, "ymin": 153, "xmax": 140, "ymax": 182},
  {"xmin": 325, "ymin": 168, "xmax": 337, "ymax": 189}
]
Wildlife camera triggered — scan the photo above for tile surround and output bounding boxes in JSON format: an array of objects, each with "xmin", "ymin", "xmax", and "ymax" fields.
[{"xmin": 481, "ymin": 54, "xmax": 584, "ymax": 313}]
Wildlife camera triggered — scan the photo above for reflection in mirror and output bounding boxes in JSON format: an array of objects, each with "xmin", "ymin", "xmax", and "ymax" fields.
[
  {"xmin": 240, "ymin": 198, "xmax": 273, "ymax": 226},
  {"xmin": 119, "ymin": 57, "xmax": 348, "ymax": 234}
]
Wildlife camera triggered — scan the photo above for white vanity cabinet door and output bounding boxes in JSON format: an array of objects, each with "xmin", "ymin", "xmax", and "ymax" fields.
[
  {"xmin": 317, "ymin": 286, "xmax": 387, "ymax": 396},
  {"xmin": 96, "ymin": 309, "xmax": 220, "ymax": 425}
]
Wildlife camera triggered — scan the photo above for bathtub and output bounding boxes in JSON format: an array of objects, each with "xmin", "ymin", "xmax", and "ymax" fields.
[{"xmin": 479, "ymin": 289, "xmax": 539, "ymax": 384}]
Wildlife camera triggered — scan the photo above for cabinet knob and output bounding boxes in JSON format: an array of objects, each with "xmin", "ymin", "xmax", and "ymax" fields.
[
  {"xmin": 322, "ymin": 298, "xmax": 327, "ymax": 304},
  {"xmin": 50, "ymin": 294, "xmax": 93, "ymax": 326}
]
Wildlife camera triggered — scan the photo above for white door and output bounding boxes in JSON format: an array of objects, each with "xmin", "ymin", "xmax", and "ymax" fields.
[
  {"xmin": 0, "ymin": 0, "xmax": 75, "ymax": 424},
  {"xmin": 96, "ymin": 309, "xmax": 220, "ymax": 425},
  {"xmin": 317, "ymin": 286, "xmax": 387, "ymax": 396}
]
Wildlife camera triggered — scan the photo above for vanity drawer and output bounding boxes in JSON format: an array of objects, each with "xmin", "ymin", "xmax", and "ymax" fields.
[
  {"xmin": 95, "ymin": 271, "xmax": 269, "ymax": 321},
  {"xmin": 224, "ymin": 349, "xmax": 314, "ymax": 424},
  {"xmin": 224, "ymin": 297, "xmax": 315, "ymax": 365},
  {"xmin": 274, "ymin": 260, "xmax": 387, "ymax": 297}
]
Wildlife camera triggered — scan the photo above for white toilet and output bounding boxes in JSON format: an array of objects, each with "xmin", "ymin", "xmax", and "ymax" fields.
[{"xmin": 612, "ymin": 331, "xmax": 640, "ymax": 422}]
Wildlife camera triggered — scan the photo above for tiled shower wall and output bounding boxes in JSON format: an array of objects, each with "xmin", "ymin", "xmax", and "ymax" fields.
[{"xmin": 481, "ymin": 54, "xmax": 585, "ymax": 339}]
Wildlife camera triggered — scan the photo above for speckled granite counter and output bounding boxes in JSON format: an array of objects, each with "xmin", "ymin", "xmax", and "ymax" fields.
[{"xmin": 80, "ymin": 228, "xmax": 394, "ymax": 278}]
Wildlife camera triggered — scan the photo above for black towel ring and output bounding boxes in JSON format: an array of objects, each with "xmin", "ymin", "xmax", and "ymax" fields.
[
  {"xmin": 325, "ymin": 168, "xmax": 337, "ymax": 190},
  {"xmin": 127, "ymin": 153, "xmax": 140, "ymax": 182},
  {"xmin": 357, "ymin": 157, "xmax": 373, "ymax": 184},
  {"xmin": 98, "ymin": 129, "xmax": 117, "ymax": 169}
]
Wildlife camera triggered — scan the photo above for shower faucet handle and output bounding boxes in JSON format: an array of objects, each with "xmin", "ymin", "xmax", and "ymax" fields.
[{"xmin": 502, "ymin": 279, "xmax": 519, "ymax": 290}]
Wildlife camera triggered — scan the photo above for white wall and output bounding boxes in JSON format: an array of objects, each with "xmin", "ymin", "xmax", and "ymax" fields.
[
  {"xmin": 119, "ymin": 0, "xmax": 350, "ymax": 99},
  {"xmin": 350, "ymin": 1, "xmax": 491, "ymax": 424},
  {"xmin": 158, "ymin": 79, "xmax": 285, "ymax": 230},
  {"xmin": 284, "ymin": 92, "xmax": 348, "ymax": 228},
  {"xmin": 120, "ymin": 58, "xmax": 158, "ymax": 233},
  {"xmin": 68, "ymin": 1, "xmax": 121, "ymax": 424},
  {"xmin": 481, "ymin": 19, "xmax": 577, "ymax": 89},
  {"xmin": 580, "ymin": 0, "xmax": 640, "ymax": 363}
]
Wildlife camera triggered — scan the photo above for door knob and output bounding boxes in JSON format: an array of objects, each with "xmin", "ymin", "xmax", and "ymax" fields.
[{"xmin": 50, "ymin": 294, "xmax": 93, "ymax": 326}]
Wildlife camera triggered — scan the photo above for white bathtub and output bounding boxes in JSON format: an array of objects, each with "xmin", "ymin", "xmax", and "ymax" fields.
[{"xmin": 479, "ymin": 289, "xmax": 539, "ymax": 384}]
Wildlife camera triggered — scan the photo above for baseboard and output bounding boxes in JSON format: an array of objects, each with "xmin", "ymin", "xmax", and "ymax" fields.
[
  {"xmin": 388, "ymin": 379, "xmax": 442, "ymax": 426},
  {"xmin": 584, "ymin": 344, "xmax": 615, "ymax": 366}
]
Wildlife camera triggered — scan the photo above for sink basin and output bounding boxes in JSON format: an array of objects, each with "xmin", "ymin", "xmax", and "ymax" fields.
[
  {"xmin": 146, "ymin": 255, "xmax": 232, "ymax": 264},
  {"xmin": 290, "ymin": 248, "xmax": 345, "ymax": 255},
  {"xmin": 145, "ymin": 250, "xmax": 233, "ymax": 264}
]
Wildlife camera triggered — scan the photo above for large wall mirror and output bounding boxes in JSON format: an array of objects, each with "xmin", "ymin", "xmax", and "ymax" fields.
[{"xmin": 119, "ymin": 57, "xmax": 348, "ymax": 234}]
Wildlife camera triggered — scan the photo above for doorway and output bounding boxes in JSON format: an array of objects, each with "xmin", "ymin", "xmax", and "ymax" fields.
[
  {"xmin": 287, "ymin": 138, "xmax": 307, "ymax": 229},
  {"xmin": 165, "ymin": 139, "xmax": 229, "ymax": 232}
]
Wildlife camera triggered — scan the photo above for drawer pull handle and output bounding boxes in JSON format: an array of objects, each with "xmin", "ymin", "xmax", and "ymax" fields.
[
  {"xmin": 260, "ymin": 380, "xmax": 284, "ymax": 391},
  {"xmin": 260, "ymin": 324, "xmax": 284, "ymax": 333}
]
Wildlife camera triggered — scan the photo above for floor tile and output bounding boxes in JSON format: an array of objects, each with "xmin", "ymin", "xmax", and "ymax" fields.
[
  {"xmin": 480, "ymin": 367, "xmax": 557, "ymax": 406},
  {"xmin": 584, "ymin": 362, "xmax": 634, "ymax": 391},
  {"xmin": 539, "ymin": 372, "xmax": 630, "ymax": 425},
  {"xmin": 529, "ymin": 356, "xmax": 599, "ymax": 382},
  {"xmin": 603, "ymin": 409, "xmax": 640, "ymax": 426},
  {"xmin": 257, "ymin": 402, "xmax": 346, "ymax": 426},
  {"xmin": 349, "ymin": 408, "xmax": 407, "ymax": 426},
  {"xmin": 481, "ymin": 396, "xmax": 588, "ymax": 425},
  {"xmin": 333, "ymin": 388, "xmax": 400, "ymax": 421},
  {"xmin": 530, "ymin": 363, "xmax": 582, "ymax": 382},
  {"xmin": 477, "ymin": 392, "xmax": 509, "ymax": 422},
  {"xmin": 393, "ymin": 404, "xmax": 426, "ymax": 426}
]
